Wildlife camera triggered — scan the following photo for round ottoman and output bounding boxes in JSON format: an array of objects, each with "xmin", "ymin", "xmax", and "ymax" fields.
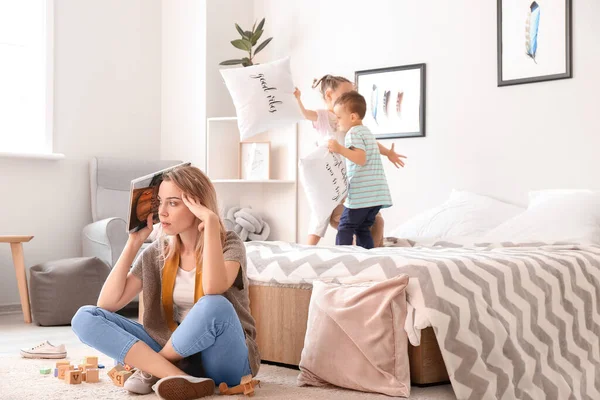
[{"xmin": 29, "ymin": 257, "xmax": 110, "ymax": 326}]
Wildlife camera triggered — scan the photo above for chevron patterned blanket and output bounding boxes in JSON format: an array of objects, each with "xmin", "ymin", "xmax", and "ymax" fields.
[{"xmin": 245, "ymin": 241, "xmax": 600, "ymax": 400}]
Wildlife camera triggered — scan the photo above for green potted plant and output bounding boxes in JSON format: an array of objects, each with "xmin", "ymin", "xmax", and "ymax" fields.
[{"xmin": 220, "ymin": 18, "xmax": 273, "ymax": 67}]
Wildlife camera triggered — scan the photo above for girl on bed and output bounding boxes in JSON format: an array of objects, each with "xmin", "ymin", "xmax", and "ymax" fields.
[
  {"xmin": 294, "ymin": 74, "xmax": 407, "ymax": 247},
  {"xmin": 71, "ymin": 165, "xmax": 259, "ymax": 400}
]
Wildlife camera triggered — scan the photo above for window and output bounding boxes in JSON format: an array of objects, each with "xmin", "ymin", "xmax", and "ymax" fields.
[{"xmin": 0, "ymin": 0, "xmax": 54, "ymax": 156}]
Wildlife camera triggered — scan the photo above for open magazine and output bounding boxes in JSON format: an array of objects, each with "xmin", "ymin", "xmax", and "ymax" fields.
[{"xmin": 126, "ymin": 162, "xmax": 191, "ymax": 233}]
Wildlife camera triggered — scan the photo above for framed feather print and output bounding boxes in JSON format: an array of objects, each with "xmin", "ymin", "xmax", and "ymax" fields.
[
  {"xmin": 355, "ymin": 64, "xmax": 426, "ymax": 139},
  {"xmin": 497, "ymin": 0, "xmax": 572, "ymax": 86}
]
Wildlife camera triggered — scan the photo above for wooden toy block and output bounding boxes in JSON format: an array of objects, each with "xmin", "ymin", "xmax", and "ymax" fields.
[
  {"xmin": 114, "ymin": 370, "xmax": 132, "ymax": 387},
  {"xmin": 85, "ymin": 368, "xmax": 100, "ymax": 383},
  {"xmin": 78, "ymin": 363, "xmax": 95, "ymax": 372},
  {"xmin": 66, "ymin": 370, "xmax": 82, "ymax": 385},
  {"xmin": 82, "ymin": 371, "xmax": 86, "ymax": 382},
  {"xmin": 84, "ymin": 356, "xmax": 98, "ymax": 367},
  {"xmin": 123, "ymin": 363, "xmax": 133, "ymax": 371},
  {"xmin": 58, "ymin": 365, "xmax": 74, "ymax": 380},
  {"xmin": 40, "ymin": 368, "xmax": 52, "ymax": 375},
  {"xmin": 107, "ymin": 364, "xmax": 125, "ymax": 383},
  {"xmin": 56, "ymin": 360, "xmax": 70, "ymax": 368},
  {"xmin": 219, "ymin": 374, "xmax": 260, "ymax": 397}
]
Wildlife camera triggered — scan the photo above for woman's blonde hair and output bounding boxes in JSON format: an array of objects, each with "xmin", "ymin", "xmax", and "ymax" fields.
[{"xmin": 159, "ymin": 165, "xmax": 226, "ymax": 264}]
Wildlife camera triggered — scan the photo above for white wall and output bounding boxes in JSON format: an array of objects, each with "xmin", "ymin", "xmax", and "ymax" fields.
[
  {"xmin": 253, "ymin": 0, "xmax": 600, "ymax": 244},
  {"xmin": 0, "ymin": 0, "xmax": 162, "ymax": 307},
  {"xmin": 206, "ymin": 0, "xmax": 254, "ymax": 119},
  {"xmin": 160, "ymin": 0, "xmax": 253, "ymax": 167},
  {"xmin": 160, "ymin": 0, "xmax": 206, "ymax": 167}
]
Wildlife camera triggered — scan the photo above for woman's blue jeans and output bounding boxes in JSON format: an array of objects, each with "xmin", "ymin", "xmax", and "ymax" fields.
[{"xmin": 71, "ymin": 295, "xmax": 251, "ymax": 386}]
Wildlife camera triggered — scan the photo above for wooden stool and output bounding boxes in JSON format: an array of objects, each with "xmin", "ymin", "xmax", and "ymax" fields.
[{"xmin": 1, "ymin": 236, "xmax": 34, "ymax": 323}]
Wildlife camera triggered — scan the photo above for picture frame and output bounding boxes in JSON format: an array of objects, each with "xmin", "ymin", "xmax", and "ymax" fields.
[
  {"xmin": 497, "ymin": 0, "xmax": 572, "ymax": 87},
  {"xmin": 239, "ymin": 141, "xmax": 270, "ymax": 180},
  {"xmin": 355, "ymin": 63, "xmax": 426, "ymax": 139}
]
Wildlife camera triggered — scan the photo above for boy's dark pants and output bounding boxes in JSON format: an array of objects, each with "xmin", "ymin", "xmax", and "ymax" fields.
[{"xmin": 336, "ymin": 206, "xmax": 382, "ymax": 249}]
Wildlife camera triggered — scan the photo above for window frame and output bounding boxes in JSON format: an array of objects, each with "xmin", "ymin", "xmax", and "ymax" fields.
[{"xmin": 0, "ymin": 0, "xmax": 63, "ymax": 160}]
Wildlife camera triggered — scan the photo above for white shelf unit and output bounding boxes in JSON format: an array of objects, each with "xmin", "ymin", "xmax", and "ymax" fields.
[{"xmin": 206, "ymin": 117, "xmax": 298, "ymax": 242}]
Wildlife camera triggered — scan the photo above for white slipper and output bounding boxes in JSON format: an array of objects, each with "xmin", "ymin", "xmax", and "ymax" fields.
[
  {"xmin": 20, "ymin": 341, "xmax": 67, "ymax": 359},
  {"xmin": 123, "ymin": 369, "xmax": 159, "ymax": 394}
]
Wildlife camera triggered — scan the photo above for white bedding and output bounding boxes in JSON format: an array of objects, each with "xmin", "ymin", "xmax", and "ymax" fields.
[{"xmin": 245, "ymin": 239, "xmax": 584, "ymax": 346}]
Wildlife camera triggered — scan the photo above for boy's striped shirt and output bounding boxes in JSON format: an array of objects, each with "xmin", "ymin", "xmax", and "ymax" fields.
[{"xmin": 344, "ymin": 125, "xmax": 392, "ymax": 209}]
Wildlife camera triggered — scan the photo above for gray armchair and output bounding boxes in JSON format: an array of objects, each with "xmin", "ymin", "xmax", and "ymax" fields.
[{"xmin": 82, "ymin": 157, "xmax": 183, "ymax": 268}]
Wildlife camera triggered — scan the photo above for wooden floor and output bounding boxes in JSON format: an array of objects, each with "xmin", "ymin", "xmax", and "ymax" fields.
[{"xmin": 0, "ymin": 310, "xmax": 137, "ymax": 356}]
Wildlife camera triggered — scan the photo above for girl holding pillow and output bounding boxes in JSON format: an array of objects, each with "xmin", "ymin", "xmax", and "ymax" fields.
[{"xmin": 294, "ymin": 75, "xmax": 407, "ymax": 246}]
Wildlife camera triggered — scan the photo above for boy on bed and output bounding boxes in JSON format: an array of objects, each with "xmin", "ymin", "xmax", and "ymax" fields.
[{"xmin": 327, "ymin": 91, "xmax": 393, "ymax": 249}]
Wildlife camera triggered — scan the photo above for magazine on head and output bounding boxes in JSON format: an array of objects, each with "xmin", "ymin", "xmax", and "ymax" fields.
[{"xmin": 126, "ymin": 162, "xmax": 191, "ymax": 233}]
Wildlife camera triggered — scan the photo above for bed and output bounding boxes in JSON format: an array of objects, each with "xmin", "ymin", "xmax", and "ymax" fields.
[
  {"xmin": 248, "ymin": 283, "xmax": 448, "ymax": 386},
  {"xmin": 245, "ymin": 239, "xmax": 600, "ymax": 399}
]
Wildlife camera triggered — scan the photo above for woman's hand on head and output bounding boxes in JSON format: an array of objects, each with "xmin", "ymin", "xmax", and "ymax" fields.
[
  {"xmin": 129, "ymin": 214, "xmax": 154, "ymax": 247},
  {"xmin": 182, "ymin": 193, "xmax": 218, "ymax": 232}
]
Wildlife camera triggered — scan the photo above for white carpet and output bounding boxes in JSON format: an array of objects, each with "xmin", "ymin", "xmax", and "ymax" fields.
[
  {"xmin": 0, "ymin": 313, "xmax": 455, "ymax": 399},
  {"xmin": 0, "ymin": 346, "xmax": 456, "ymax": 400}
]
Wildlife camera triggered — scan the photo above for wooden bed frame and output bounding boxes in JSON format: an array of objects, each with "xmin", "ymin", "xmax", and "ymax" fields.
[
  {"xmin": 248, "ymin": 284, "xmax": 450, "ymax": 386},
  {"xmin": 139, "ymin": 284, "xmax": 449, "ymax": 385}
]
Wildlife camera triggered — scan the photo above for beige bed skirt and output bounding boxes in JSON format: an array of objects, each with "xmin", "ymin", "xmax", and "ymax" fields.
[{"xmin": 248, "ymin": 284, "xmax": 450, "ymax": 386}]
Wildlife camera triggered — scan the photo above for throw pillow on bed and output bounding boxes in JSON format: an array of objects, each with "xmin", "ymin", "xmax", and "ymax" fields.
[
  {"xmin": 220, "ymin": 57, "xmax": 303, "ymax": 140},
  {"xmin": 390, "ymin": 189, "xmax": 524, "ymax": 239},
  {"xmin": 297, "ymin": 274, "xmax": 410, "ymax": 397},
  {"xmin": 484, "ymin": 192, "xmax": 600, "ymax": 244},
  {"xmin": 528, "ymin": 189, "xmax": 597, "ymax": 208},
  {"xmin": 299, "ymin": 146, "xmax": 349, "ymax": 224}
]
